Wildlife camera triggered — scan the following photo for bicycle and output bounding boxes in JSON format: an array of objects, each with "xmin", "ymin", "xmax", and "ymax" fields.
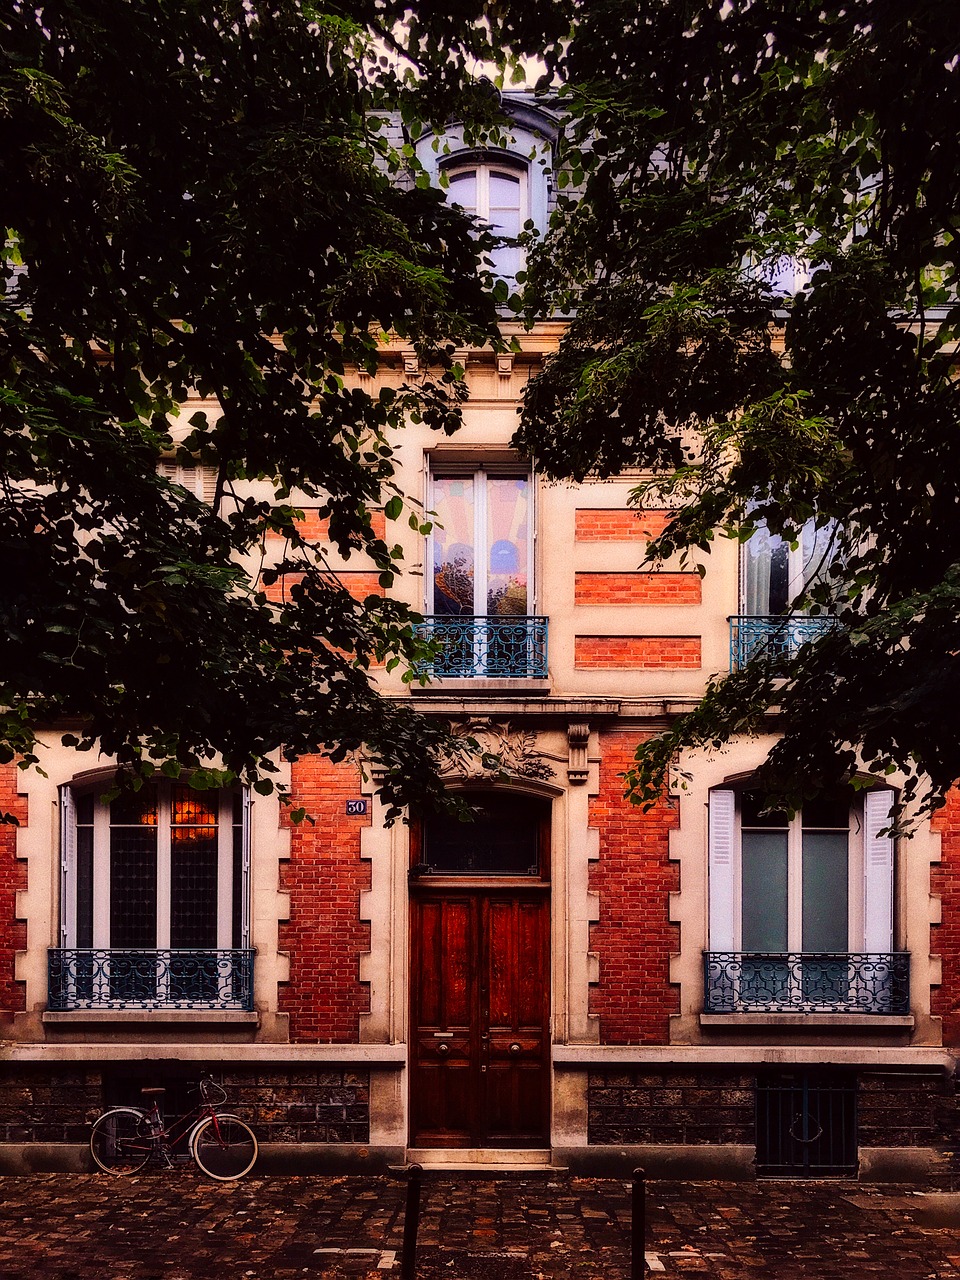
[{"xmin": 89, "ymin": 1078, "xmax": 258, "ymax": 1181}]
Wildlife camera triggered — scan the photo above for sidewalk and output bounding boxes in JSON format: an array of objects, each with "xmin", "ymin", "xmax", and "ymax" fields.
[{"xmin": 1, "ymin": 1172, "xmax": 959, "ymax": 1278}]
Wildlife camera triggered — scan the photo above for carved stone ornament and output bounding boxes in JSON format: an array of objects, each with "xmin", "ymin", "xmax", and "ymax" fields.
[
  {"xmin": 567, "ymin": 722, "xmax": 590, "ymax": 786},
  {"xmin": 443, "ymin": 719, "xmax": 555, "ymax": 782}
]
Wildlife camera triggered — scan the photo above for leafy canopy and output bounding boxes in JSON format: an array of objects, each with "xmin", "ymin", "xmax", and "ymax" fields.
[
  {"xmin": 0, "ymin": 0, "xmax": 568, "ymax": 816},
  {"xmin": 517, "ymin": 0, "xmax": 960, "ymax": 819}
]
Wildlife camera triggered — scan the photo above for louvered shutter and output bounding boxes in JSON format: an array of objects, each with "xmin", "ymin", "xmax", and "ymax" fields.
[
  {"xmin": 863, "ymin": 789, "xmax": 895, "ymax": 952},
  {"xmin": 708, "ymin": 790, "xmax": 737, "ymax": 950},
  {"xmin": 59, "ymin": 787, "xmax": 76, "ymax": 947}
]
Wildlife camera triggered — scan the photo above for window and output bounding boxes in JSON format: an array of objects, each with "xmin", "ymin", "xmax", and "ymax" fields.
[
  {"xmin": 705, "ymin": 786, "xmax": 908, "ymax": 1014},
  {"xmin": 429, "ymin": 466, "xmax": 531, "ymax": 618},
  {"xmin": 158, "ymin": 458, "xmax": 217, "ymax": 503},
  {"xmin": 417, "ymin": 464, "xmax": 547, "ymax": 678},
  {"xmin": 733, "ymin": 516, "xmax": 839, "ymax": 667},
  {"xmin": 416, "ymin": 792, "xmax": 549, "ymax": 877},
  {"xmin": 414, "ymin": 110, "xmax": 555, "ymax": 288},
  {"xmin": 741, "ymin": 517, "xmax": 836, "ymax": 615},
  {"xmin": 446, "ymin": 161, "xmax": 527, "ymax": 282},
  {"xmin": 51, "ymin": 782, "xmax": 252, "ymax": 1010}
]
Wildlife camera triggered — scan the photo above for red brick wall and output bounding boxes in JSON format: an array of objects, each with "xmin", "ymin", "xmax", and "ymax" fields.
[
  {"xmin": 261, "ymin": 571, "xmax": 385, "ymax": 604},
  {"xmin": 279, "ymin": 756, "xmax": 371, "ymax": 1042},
  {"xmin": 589, "ymin": 732, "xmax": 679, "ymax": 1043},
  {"xmin": 575, "ymin": 636, "xmax": 701, "ymax": 669},
  {"xmin": 575, "ymin": 572, "xmax": 701, "ymax": 606},
  {"xmin": 932, "ymin": 789, "xmax": 960, "ymax": 1044},
  {"xmin": 575, "ymin": 509, "xmax": 674, "ymax": 541},
  {"xmin": 265, "ymin": 509, "xmax": 387, "ymax": 541},
  {"xmin": 0, "ymin": 765, "xmax": 27, "ymax": 1014}
]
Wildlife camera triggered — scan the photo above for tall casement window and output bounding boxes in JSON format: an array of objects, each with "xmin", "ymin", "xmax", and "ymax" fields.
[
  {"xmin": 446, "ymin": 161, "xmax": 528, "ymax": 282},
  {"xmin": 741, "ymin": 518, "xmax": 836, "ymax": 615},
  {"xmin": 419, "ymin": 464, "xmax": 546, "ymax": 678},
  {"xmin": 51, "ymin": 782, "xmax": 253, "ymax": 1011},
  {"xmin": 430, "ymin": 467, "xmax": 531, "ymax": 617},
  {"xmin": 704, "ymin": 786, "xmax": 909, "ymax": 1014},
  {"xmin": 733, "ymin": 517, "xmax": 839, "ymax": 667}
]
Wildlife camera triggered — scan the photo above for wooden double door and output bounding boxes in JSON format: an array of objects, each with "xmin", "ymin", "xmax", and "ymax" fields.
[{"xmin": 410, "ymin": 884, "xmax": 550, "ymax": 1148}]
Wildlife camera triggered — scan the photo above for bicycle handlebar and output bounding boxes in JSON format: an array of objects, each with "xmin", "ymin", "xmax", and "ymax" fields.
[{"xmin": 199, "ymin": 1078, "xmax": 228, "ymax": 1106}]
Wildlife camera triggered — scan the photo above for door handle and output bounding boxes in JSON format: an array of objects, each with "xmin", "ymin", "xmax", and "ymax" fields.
[
  {"xmin": 436, "ymin": 1042, "xmax": 450, "ymax": 1057},
  {"xmin": 509, "ymin": 1042, "xmax": 522, "ymax": 1055}
]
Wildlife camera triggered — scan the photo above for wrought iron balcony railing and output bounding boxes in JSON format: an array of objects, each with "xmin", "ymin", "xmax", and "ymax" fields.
[
  {"xmin": 730, "ymin": 614, "xmax": 838, "ymax": 669},
  {"xmin": 47, "ymin": 948, "xmax": 255, "ymax": 1011},
  {"xmin": 703, "ymin": 951, "xmax": 910, "ymax": 1015},
  {"xmin": 414, "ymin": 615, "xmax": 548, "ymax": 678}
]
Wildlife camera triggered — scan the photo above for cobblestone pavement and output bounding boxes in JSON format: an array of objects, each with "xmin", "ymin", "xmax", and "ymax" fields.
[{"xmin": 2, "ymin": 1173, "xmax": 960, "ymax": 1279}]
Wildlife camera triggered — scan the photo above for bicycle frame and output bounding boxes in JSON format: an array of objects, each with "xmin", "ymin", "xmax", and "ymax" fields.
[{"xmin": 130, "ymin": 1082, "xmax": 233, "ymax": 1162}]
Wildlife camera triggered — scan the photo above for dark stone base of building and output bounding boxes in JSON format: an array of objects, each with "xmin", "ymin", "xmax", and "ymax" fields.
[
  {"xmin": 586, "ymin": 1065, "xmax": 960, "ymax": 1185},
  {"xmin": 0, "ymin": 1062, "xmax": 371, "ymax": 1149}
]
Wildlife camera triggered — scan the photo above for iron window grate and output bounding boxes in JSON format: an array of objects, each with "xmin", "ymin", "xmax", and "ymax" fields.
[{"xmin": 756, "ymin": 1070, "xmax": 857, "ymax": 1177}]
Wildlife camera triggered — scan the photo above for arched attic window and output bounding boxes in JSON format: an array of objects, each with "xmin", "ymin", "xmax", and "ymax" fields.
[
  {"xmin": 444, "ymin": 158, "xmax": 528, "ymax": 283},
  {"xmin": 415, "ymin": 107, "xmax": 555, "ymax": 290}
]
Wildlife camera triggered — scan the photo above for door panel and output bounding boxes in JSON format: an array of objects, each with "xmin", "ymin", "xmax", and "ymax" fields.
[
  {"xmin": 410, "ymin": 888, "xmax": 549, "ymax": 1148},
  {"xmin": 484, "ymin": 897, "xmax": 548, "ymax": 1145},
  {"xmin": 411, "ymin": 897, "xmax": 478, "ymax": 1145}
]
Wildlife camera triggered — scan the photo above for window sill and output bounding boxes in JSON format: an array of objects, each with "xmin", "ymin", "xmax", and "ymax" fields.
[
  {"xmin": 699, "ymin": 1013, "xmax": 914, "ymax": 1029},
  {"xmin": 412, "ymin": 678, "xmax": 551, "ymax": 695},
  {"xmin": 43, "ymin": 1010, "xmax": 259, "ymax": 1025}
]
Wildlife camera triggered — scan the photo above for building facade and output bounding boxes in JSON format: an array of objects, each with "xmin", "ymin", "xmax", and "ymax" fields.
[{"xmin": 1, "ymin": 96, "xmax": 959, "ymax": 1181}]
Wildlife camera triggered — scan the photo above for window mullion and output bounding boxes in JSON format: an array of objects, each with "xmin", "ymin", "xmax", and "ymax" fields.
[
  {"xmin": 787, "ymin": 813, "xmax": 802, "ymax": 953},
  {"xmin": 476, "ymin": 468, "xmax": 488, "ymax": 614}
]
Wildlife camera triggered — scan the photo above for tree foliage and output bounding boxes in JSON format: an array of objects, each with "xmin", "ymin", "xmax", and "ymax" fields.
[
  {"xmin": 0, "ymin": 0, "xmax": 568, "ymax": 816},
  {"xmin": 517, "ymin": 0, "xmax": 960, "ymax": 820}
]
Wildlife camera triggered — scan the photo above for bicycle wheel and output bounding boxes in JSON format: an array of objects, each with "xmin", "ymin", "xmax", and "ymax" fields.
[
  {"xmin": 90, "ymin": 1108, "xmax": 152, "ymax": 1175},
  {"xmin": 191, "ymin": 1115, "xmax": 258, "ymax": 1180}
]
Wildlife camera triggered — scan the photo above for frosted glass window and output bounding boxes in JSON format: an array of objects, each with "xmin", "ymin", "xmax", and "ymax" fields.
[
  {"xmin": 742, "ymin": 832, "xmax": 788, "ymax": 951},
  {"xmin": 802, "ymin": 833, "xmax": 849, "ymax": 952},
  {"xmin": 737, "ymin": 789, "xmax": 853, "ymax": 955}
]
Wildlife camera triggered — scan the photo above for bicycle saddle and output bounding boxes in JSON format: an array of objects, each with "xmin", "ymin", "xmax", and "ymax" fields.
[{"xmin": 140, "ymin": 1087, "xmax": 166, "ymax": 1098}]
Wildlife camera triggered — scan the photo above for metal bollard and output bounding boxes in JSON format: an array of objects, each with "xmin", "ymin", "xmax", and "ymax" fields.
[
  {"xmin": 401, "ymin": 1162, "xmax": 423, "ymax": 1280},
  {"xmin": 631, "ymin": 1166, "xmax": 646, "ymax": 1279}
]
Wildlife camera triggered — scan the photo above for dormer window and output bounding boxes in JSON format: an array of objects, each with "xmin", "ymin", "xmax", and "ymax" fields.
[
  {"xmin": 415, "ymin": 102, "xmax": 556, "ymax": 291},
  {"xmin": 445, "ymin": 161, "xmax": 528, "ymax": 282}
]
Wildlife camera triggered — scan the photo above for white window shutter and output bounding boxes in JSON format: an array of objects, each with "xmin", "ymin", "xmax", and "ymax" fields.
[
  {"xmin": 59, "ymin": 787, "xmax": 76, "ymax": 947},
  {"xmin": 863, "ymin": 789, "xmax": 895, "ymax": 952},
  {"xmin": 708, "ymin": 790, "xmax": 737, "ymax": 951},
  {"xmin": 158, "ymin": 459, "xmax": 217, "ymax": 503}
]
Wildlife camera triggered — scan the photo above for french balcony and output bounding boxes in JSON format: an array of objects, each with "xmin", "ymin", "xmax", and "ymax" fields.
[
  {"xmin": 730, "ymin": 614, "xmax": 838, "ymax": 669},
  {"xmin": 703, "ymin": 951, "xmax": 910, "ymax": 1015},
  {"xmin": 413, "ymin": 615, "xmax": 548, "ymax": 679},
  {"xmin": 47, "ymin": 948, "xmax": 255, "ymax": 1012}
]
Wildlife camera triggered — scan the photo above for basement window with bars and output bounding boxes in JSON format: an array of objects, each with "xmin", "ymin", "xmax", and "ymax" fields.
[
  {"xmin": 51, "ymin": 781, "xmax": 253, "ymax": 1010},
  {"xmin": 756, "ymin": 1069, "xmax": 857, "ymax": 1177}
]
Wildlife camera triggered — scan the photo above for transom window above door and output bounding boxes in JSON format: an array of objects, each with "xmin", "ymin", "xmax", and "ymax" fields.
[{"xmin": 416, "ymin": 792, "xmax": 550, "ymax": 878}]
